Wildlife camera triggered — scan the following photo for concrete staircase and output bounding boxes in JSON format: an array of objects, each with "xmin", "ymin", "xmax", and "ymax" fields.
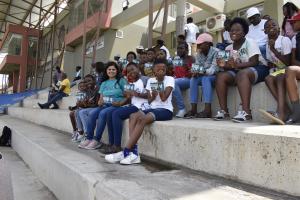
[{"xmin": 1, "ymin": 87, "xmax": 300, "ymax": 199}]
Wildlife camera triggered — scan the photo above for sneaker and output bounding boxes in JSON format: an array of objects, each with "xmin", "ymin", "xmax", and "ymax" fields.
[
  {"xmin": 74, "ymin": 134, "xmax": 85, "ymax": 143},
  {"xmin": 259, "ymin": 109, "xmax": 285, "ymax": 125},
  {"xmin": 84, "ymin": 140, "xmax": 102, "ymax": 150},
  {"xmin": 105, "ymin": 151, "xmax": 124, "ymax": 164},
  {"xmin": 78, "ymin": 139, "xmax": 92, "ymax": 148},
  {"xmin": 120, "ymin": 152, "xmax": 141, "ymax": 165},
  {"xmin": 232, "ymin": 110, "xmax": 252, "ymax": 123},
  {"xmin": 71, "ymin": 131, "xmax": 77, "ymax": 140},
  {"xmin": 175, "ymin": 109, "xmax": 186, "ymax": 118},
  {"xmin": 71, "ymin": 131, "xmax": 79, "ymax": 142},
  {"xmin": 213, "ymin": 110, "xmax": 230, "ymax": 121}
]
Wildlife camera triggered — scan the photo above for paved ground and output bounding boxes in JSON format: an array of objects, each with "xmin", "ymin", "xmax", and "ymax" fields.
[{"xmin": 0, "ymin": 147, "xmax": 57, "ymax": 200}]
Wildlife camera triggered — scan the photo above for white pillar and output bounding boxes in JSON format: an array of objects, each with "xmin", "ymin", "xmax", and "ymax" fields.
[{"xmin": 176, "ymin": 0, "xmax": 186, "ymax": 36}]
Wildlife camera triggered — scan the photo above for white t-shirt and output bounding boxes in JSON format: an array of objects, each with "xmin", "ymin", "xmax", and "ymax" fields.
[
  {"xmin": 246, "ymin": 19, "xmax": 268, "ymax": 47},
  {"xmin": 146, "ymin": 76, "xmax": 174, "ymax": 112},
  {"xmin": 184, "ymin": 23, "xmax": 199, "ymax": 43},
  {"xmin": 160, "ymin": 45, "xmax": 171, "ymax": 59},
  {"xmin": 130, "ymin": 79, "xmax": 148, "ymax": 109},
  {"xmin": 292, "ymin": 36, "xmax": 296, "ymax": 49},
  {"xmin": 223, "ymin": 31, "xmax": 232, "ymax": 43},
  {"xmin": 226, "ymin": 38, "xmax": 267, "ymax": 66},
  {"xmin": 266, "ymin": 36, "xmax": 292, "ymax": 68}
]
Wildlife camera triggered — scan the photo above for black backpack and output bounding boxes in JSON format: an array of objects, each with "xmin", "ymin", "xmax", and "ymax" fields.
[{"xmin": 0, "ymin": 126, "xmax": 11, "ymax": 146}]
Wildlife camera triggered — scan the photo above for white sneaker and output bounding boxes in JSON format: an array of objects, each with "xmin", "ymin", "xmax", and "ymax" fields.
[
  {"xmin": 175, "ymin": 109, "xmax": 186, "ymax": 118},
  {"xmin": 71, "ymin": 131, "xmax": 79, "ymax": 142},
  {"xmin": 71, "ymin": 131, "xmax": 77, "ymax": 140},
  {"xmin": 74, "ymin": 134, "xmax": 85, "ymax": 143},
  {"xmin": 120, "ymin": 152, "xmax": 141, "ymax": 165},
  {"xmin": 213, "ymin": 110, "xmax": 230, "ymax": 121},
  {"xmin": 232, "ymin": 110, "xmax": 252, "ymax": 123},
  {"xmin": 105, "ymin": 151, "xmax": 124, "ymax": 164}
]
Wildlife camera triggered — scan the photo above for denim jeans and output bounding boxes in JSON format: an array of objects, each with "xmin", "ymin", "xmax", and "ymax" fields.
[
  {"xmin": 172, "ymin": 78, "xmax": 190, "ymax": 110},
  {"xmin": 75, "ymin": 107, "xmax": 95, "ymax": 132},
  {"xmin": 107, "ymin": 105, "xmax": 139, "ymax": 146},
  {"xmin": 86, "ymin": 105, "xmax": 119, "ymax": 142},
  {"xmin": 43, "ymin": 91, "xmax": 67, "ymax": 108},
  {"xmin": 189, "ymin": 75, "xmax": 216, "ymax": 104}
]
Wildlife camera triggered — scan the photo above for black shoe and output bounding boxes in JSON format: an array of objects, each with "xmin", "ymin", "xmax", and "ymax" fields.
[
  {"xmin": 51, "ymin": 106, "xmax": 59, "ymax": 109},
  {"xmin": 286, "ymin": 118, "xmax": 296, "ymax": 125},
  {"xmin": 37, "ymin": 103, "xmax": 44, "ymax": 109}
]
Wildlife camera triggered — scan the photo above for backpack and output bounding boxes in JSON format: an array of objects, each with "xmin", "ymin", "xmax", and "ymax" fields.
[{"xmin": 0, "ymin": 126, "xmax": 11, "ymax": 146}]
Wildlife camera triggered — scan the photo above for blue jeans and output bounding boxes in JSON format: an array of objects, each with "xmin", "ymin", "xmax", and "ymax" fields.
[
  {"xmin": 43, "ymin": 91, "xmax": 67, "ymax": 108},
  {"xmin": 190, "ymin": 75, "xmax": 216, "ymax": 104},
  {"xmin": 86, "ymin": 106, "xmax": 119, "ymax": 142},
  {"xmin": 173, "ymin": 78, "xmax": 190, "ymax": 110},
  {"xmin": 143, "ymin": 108, "xmax": 173, "ymax": 121},
  {"xmin": 75, "ymin": 107, "xmax": 95, "ymax": 132},
  {"xmin": 107, "ymin": 105, "xmax": 139, "ymax": 146}
]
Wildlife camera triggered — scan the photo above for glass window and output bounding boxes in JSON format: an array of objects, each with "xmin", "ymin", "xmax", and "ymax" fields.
[{"xmin": 0, "ymin": 33, "xmax": 22, "ymax": 56}]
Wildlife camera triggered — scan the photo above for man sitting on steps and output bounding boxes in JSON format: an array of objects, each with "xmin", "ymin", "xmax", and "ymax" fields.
[{"xmin": 38, "ymin": 72, "xmax": 71, "ymax": 109}]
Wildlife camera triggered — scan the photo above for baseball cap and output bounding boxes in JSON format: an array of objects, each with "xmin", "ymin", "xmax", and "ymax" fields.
[
  {"xmin": 196, "ymin": 33, "xmax": 213, "ymax": 45},
  {"xmin": 247, "ymin": 7, "xmax": 260, "ymax": 18},
  {"xmin": 288, "ymin": 12, "xmax": 300, "ymax": 22}
]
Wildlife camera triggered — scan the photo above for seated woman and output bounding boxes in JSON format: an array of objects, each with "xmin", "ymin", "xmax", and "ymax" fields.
[
  {"xmin": 214, "ymin": 17, "xmax": 269, "ymax": 122},
  {"xmin": 78, "ymin": 62, "xmax": 128, "ymax": 150},
  {"xmin": 103, "ymin": 63, "xmax": 148, "ymax": 156},
  {"xmin": 285, "ymin": 13, "xmax": 300, "ymax": 124},
  {"xmin": 105, "ymin": 58, "xmax": 174, "ymax": 165},
  {"xmin": 259, "ymin": 18, "xmax": 292, "ymax": 125},
  {"xmin": 186, "ymin": 33, "xmax": 219, "ymax": 118},
  {"xmin": 172, "ymin": 42, "xmax": 194, "ymax": 117}
]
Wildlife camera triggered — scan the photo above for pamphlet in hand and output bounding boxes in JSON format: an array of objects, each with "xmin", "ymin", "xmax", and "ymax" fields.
[
  {"xmin": 172, "ymin": 56, "xmax": 183, "ymax": 66},
  {"xmin": 217, "ymin": 50, "xmax": 231, "ymax": 61},
  {"xmin": 191, "ymin": 63, "xmax": 205, "ymax": 74},
  {"xmin": 124, "ymin": 84, "xmax": 135, "ymax": 91},
  {"xmin": 150, "ymin": 82, "xmax": 164, "ymax": 91}
]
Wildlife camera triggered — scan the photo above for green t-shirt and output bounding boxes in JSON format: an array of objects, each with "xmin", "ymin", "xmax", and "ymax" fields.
[{"xmin": 99, "ymin": 78, "xmax": 127, "ymax": 102}]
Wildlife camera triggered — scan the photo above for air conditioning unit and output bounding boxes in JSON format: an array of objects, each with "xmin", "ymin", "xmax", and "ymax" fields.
[{"xmin": 206, "ymin": 14, "xmax": 226, "ymax": 32}]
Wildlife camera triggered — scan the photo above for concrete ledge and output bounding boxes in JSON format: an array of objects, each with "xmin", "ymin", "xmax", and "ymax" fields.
[
  {"xmin": 1, "ymin": 115, "xmax": 290, "ymax": 200},
  {"xmin": 7, "ymin": 106, "xmax": 300, "ymax": 196}
]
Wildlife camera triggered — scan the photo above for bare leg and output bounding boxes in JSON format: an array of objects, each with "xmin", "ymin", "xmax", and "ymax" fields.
[
  {"xmin": 128, "ymin": 111, "xmax": 144, "ymax": 137},
  {"xmin": 126, "ymin": 113, "xmax": 155, "ymax": 149},
  {"xmin": 216, "ymin": 72, "xmax": 235, "ymax": 112},
  {"xmin": 236, "ymin": 69, "xmax": 255, "ymax": 114},
  {"xmin": 276, "ymin": 74, "xmax": 290, "ymax": 121},
  {"xmin": 265, "ymin": 75, "xmax": 278, "ymax": 101},
  {"xmin": 286, "ymin": 66, "xmax": 300, "ymax": 102},
  {"xmin": 69, "ymin": 111, "xmax": 77, "ymax": 131}
]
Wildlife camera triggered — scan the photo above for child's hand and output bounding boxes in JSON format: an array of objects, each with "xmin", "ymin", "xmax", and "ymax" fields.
[
  {"xmin": 269, "ymin": 39, "xmax": 275, "ymax": 49},
  {"xmin": 98, "ymin": 98, "xmax": 104, "ymax": 107},
  {"xmin": 227, "ymin": 58, "xmax": 236, "ymax": 68}
]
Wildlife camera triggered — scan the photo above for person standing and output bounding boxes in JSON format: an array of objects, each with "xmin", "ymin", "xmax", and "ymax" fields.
[
  {"xmin": 184, "ymin": 17, "xmax": 199, "ymax": 56},
  {"xmin": 246, "ymin": 7, "xmax": 268, "ymax": 59}
]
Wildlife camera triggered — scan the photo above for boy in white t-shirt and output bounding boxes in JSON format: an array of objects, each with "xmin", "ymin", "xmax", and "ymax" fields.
[
  {"xmin": 184, "ymin": 17, "xmax": 199, "ymax": 56},
  {"xmin": 259, "ymin": 19, "xmax": 292, "ymax": 125},
  {"xmin": 108, "ymin": 59, "xmax": 174, "ymax": 165},
  {"xmin": 246, "ymin": 7, "xmax": 268, "ymax": 59}
]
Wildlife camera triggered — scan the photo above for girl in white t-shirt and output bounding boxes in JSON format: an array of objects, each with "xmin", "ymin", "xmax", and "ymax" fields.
[
  {"xmin": 107, "ymin": 59, "xmax": 175, "ymax": 165},
  {"xmin": 259, "ymin": 19, "xmax": 292, "ymax": 125},
  {"xmin": 103, "ymin": 63, "xmax": 149, "ymax": 156},
  {"xmin": 215, "ymin": 17, "xmax": 269, "ymax": 123}
]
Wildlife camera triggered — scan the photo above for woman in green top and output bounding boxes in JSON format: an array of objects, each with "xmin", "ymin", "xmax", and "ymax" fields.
[{"xmin": 79, "ymin": 62, "xmax": 128, "ymax": 150}]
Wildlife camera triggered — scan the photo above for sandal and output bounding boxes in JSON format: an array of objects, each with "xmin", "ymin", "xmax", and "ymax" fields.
[{"xmin": 195, "ymin": 111, "xmax": 212, "ymax": 118}]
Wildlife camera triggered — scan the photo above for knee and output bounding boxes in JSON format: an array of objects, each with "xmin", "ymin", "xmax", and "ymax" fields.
[
  {"xmin": 265, "ymin": 75, "xmax": 272, "ymax": 85},
  {"xmin": 286, "ymin": 66, "xmax": 296, "ymax": 79},
  {"xmin": 136, "ymin": 116, "xmax": 146, "ymax": 124}
]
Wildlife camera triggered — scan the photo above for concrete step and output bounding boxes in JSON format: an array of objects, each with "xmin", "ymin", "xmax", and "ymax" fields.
[
  {"xmin": 0, "ymin": 115, "xmax": 297, "ymax": 200},
  {"xmin": 0, "ymin": 147, "xmax": 57, "ymax": 200},
  {"xmin": 6, "ymin": 106, "xmax": 300, "ymax": 197},
  {"xmin": 22, "ymin": 96, "xmax": 77, "ymax": 110}
]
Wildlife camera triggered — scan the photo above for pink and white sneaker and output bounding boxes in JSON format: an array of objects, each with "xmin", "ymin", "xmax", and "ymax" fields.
[
  {"xmin": 84, "ymin": 140, "xmax": 102, "ymax": 150},
  {"xmin": 78, "ymin": 139, "xmax": 92, "ymax": 148}
]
